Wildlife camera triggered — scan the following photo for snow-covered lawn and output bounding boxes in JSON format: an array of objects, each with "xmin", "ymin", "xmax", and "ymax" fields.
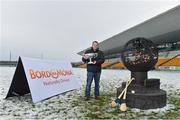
[{"xmin": 0, "ymin": 67, "xmax": 180, "ymax": 119}]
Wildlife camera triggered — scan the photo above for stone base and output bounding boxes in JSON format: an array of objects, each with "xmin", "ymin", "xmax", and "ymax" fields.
[{"xmin": 117, "ymin": 79, "xmax": 166, "ymax": 109}]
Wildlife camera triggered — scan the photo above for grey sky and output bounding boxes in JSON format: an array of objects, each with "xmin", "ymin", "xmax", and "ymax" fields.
[{"xmin": 1, "ymin": 0, "xmax": 180, "ymax": 62}]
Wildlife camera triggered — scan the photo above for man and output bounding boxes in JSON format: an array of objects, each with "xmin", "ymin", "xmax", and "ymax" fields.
[{"xmin": 82, "ymin": 41, "xmax": 105, "ymax": 101}]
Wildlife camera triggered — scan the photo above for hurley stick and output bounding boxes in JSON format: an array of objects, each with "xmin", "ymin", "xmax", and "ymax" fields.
[
  {"xmin": 119, "ymin": 78, "xmax": 133, "ymax": 111},
  {"xmin": 119, "ymin": 81, "xmax": 127, "ymax": 111},
  {"xmin": 111, "ymin": 78, "xmax": 134, "ymax": 108}
]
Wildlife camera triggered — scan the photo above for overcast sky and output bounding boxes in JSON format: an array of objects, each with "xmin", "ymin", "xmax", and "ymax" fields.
[{"xmin": 1, "ymin": 0, "xmax": 180, "ymax": 62}]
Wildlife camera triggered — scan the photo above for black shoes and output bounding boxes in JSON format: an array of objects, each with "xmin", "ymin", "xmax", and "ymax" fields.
[
  {"xmin": 84, "ymin": 97, "xmax": 90, "ymax": 101},
  {"xmin": 84, "ymin": 96, "xmax": 101, "ymax": 101},
  {"xmin": 95, "ymin": 96, "xmax": 101, "ymax": 100}
]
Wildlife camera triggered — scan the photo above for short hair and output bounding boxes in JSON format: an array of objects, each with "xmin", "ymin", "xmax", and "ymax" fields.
[{"xmin": 92, "ymin": 41, "xmax": 99, "ymax": 44}]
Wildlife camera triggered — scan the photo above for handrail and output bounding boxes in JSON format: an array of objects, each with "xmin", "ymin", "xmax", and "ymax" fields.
[{"xmin": 157, "ymin": 54, "xmax": 180, "ymax": 66}]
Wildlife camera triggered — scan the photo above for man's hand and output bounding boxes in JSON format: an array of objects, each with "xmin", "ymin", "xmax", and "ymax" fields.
[
  {"xmin": 83, "ymin": 54, "xmax": 89, "ymax": 59},
  {"xmin": 93, "ymin": 61, "xmax": 96, "ymax": 64}
]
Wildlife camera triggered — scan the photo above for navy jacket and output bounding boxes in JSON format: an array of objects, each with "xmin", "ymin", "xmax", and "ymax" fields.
[{"xmin": 82, "ymin": 48, "xmax": 105, "ymax": 72}]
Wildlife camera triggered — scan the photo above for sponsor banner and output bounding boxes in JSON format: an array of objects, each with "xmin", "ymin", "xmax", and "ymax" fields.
[{"xmin": 6, "ymin": 57, "xmax": 81, "ymax": 103}]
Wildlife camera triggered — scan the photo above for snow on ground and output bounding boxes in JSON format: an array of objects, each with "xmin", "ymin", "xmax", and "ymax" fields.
[{"xmin": 0, "ymin": 67, "xmax": 179, "ymax": 119}]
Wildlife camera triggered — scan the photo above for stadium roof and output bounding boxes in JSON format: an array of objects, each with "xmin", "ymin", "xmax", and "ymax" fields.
[{"xmin": 78, "ymin": 5, "xmax": 180, "ymax": 56}]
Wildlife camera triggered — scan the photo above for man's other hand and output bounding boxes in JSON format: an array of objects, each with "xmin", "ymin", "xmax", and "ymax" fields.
[{"xmin": 93, "ymin": 61, "xmax": 96, "ymax": 64}]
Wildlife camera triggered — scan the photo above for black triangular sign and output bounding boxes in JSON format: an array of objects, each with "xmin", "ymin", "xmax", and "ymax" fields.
[{"xmin": 6, "ymin": 57, "xmax": 30, "ymax": 98}]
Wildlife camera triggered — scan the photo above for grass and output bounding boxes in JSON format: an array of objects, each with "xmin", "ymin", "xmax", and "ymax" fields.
[
  {"xmin": 162, "ymin": 91, "xmax": 180, "ymax": 119},
  {"xmin": 71, "ymin": 89, "xmax": 180, "ymax": 119}
]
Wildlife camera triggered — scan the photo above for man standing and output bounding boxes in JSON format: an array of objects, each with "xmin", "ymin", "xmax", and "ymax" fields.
[{"xmin": 82, "ymin": 41, "xmax": 105, "ymax": 101}]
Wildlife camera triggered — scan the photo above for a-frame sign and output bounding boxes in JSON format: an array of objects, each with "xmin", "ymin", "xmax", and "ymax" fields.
[
  {"xmin": 6, "ymin": 57, "xmax": 30, "ymax": 97},
  {"xmin": 6, "ymin": 57, "xmax": 81, "ymax": 103}
]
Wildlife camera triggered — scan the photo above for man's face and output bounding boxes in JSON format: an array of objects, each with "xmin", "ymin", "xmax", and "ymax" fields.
[{"xmin": 92, "ymin": 42, "xmax": 99, "ymax": 51}]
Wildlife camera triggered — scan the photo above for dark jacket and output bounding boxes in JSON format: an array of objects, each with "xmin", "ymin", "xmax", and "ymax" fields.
[{"xmin": 82, "ymin": 48, "xmax": 105, "ymax": 72}]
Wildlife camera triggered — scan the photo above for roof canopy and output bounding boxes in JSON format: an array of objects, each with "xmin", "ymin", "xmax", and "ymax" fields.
[{"xmin": 78, "ymin": 5, "xmax": 180, "ymax": 56}]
